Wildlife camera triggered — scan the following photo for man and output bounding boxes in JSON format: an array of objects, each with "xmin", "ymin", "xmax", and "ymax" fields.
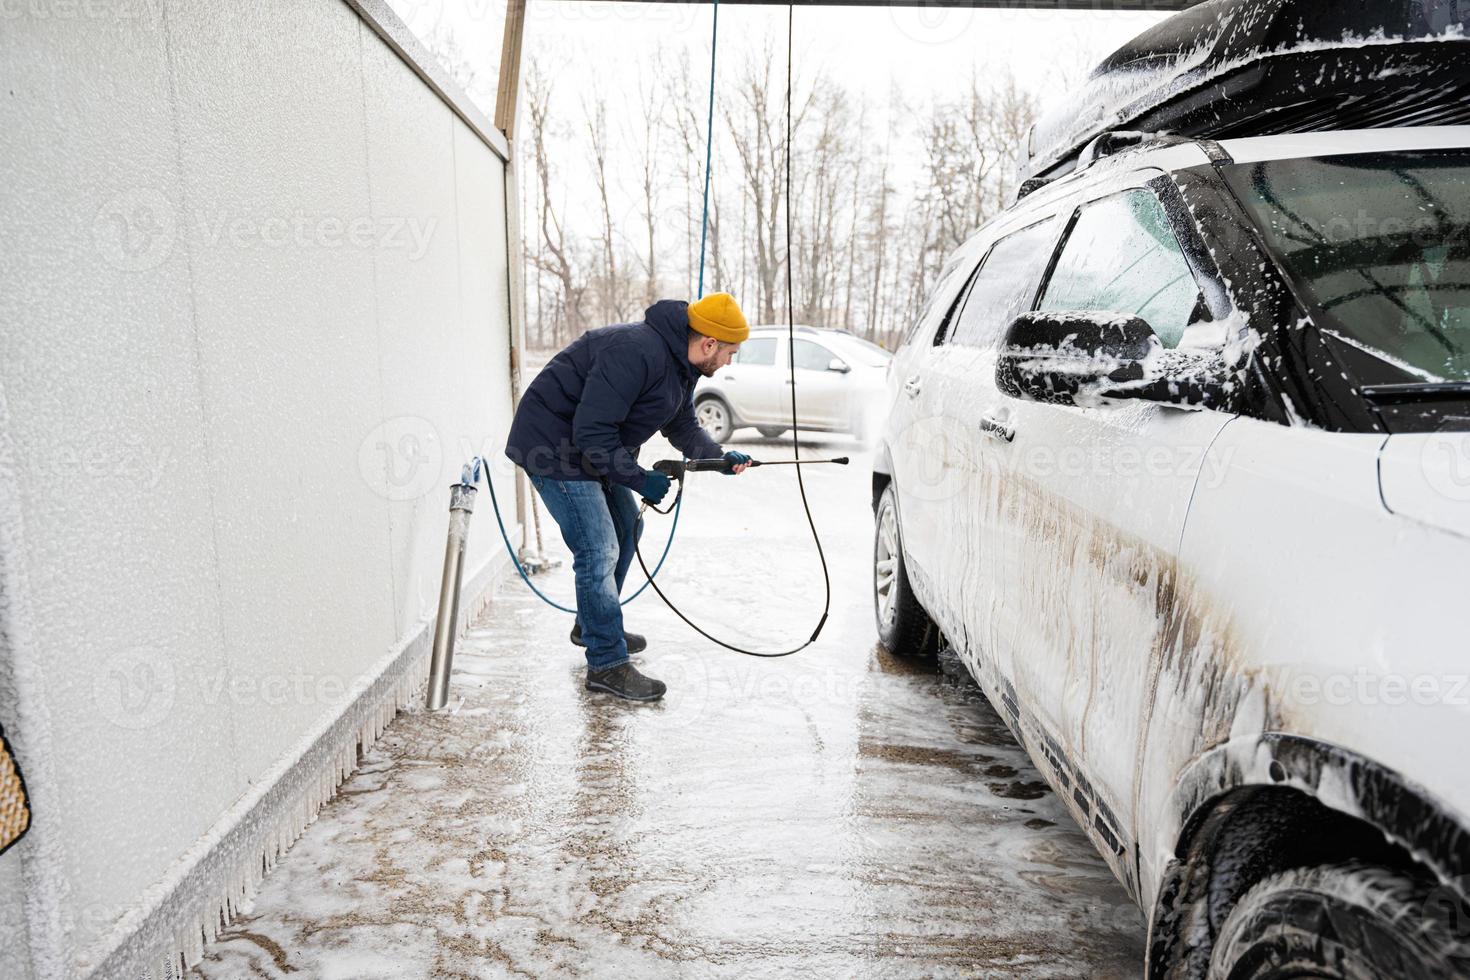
[{"xmin": 505, "ymin": 293, "xmax": 753, "ymax": 701}]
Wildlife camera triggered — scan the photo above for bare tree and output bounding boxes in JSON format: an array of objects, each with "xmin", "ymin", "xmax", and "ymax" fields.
[
  {"xmin": 724, "ymin": 41, "xmax": 786, "ymax": 323},
  {"xmin": 659, "ymin": 49, "xmax": 707, "ymax": 300},
  {"xmin": 524, "ymin": 62, "xmax": 586, "ymax": 347},
  {"xmin": 516, "ymin": 40, "xmax": 1039, "ymax": 354},
  {"xmin": 583, "ymin": 94, "xmax": 623, "ymax": 324},
  {"xmin": 626, "ymin": 68, "xmax": 665, "ymax": 307}
]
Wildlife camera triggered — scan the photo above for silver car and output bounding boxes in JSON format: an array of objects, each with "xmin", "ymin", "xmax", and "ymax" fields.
[{"xmin": 694, "ymin": 326, "xmax": 891, "ymax": 442}]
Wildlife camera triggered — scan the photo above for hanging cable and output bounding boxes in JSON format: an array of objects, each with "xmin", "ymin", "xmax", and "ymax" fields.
[
  {"xmin": 484, "ymin": 0, "xmax": 832, "ymax": 656},
  {"xmin": 478, "ymin": 0, "xmax": 720, "ymax": 614},
  {"xmin": 696, "ymin": 0, "xmax": 720, "ymax": 300},
  {"xmin": 632, "ymin": 0, "xmax": 831, "ymax": 658}
]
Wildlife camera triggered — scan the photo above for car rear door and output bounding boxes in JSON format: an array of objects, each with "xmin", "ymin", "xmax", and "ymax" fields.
[
  {"xmin": 716, "ymin": 335, "xmax": 783, "ymax": 425},
  {"xmin": 913, "ymin": 216, "xmax": 1067, "ymax": 646},
  {"xmin": 885, "ymin": 259, "xmax": 981, "ymax": 600},
  {"xmin": 789, "ymin": 338, "xmax": 849, "ymax": 429},
  {"xmin": 976, "ymin": 172, "xmax": 1236, "ymax": 891}
]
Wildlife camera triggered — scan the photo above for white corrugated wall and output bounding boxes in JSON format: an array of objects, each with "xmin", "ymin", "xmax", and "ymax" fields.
[{"xmin": 0, "ymin": 1, "xmax": 519, "ymax": 975}]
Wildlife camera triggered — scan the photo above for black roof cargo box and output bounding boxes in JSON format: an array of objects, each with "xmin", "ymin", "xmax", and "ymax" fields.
[{"xmin": 1021, "ymin": 0, "xmax": 1470, "ymax": 182}]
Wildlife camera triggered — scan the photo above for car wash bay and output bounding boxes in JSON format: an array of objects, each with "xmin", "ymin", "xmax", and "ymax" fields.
[
  {"xmin": 188, "ymin": 432, "xmax": 1144, "ymax": 979},
  {"xmin": 206, "ymin": 1, "xmax": 1168, "ymax": 973}
]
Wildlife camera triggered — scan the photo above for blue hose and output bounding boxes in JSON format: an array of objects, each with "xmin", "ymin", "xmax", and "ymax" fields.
[
  {"xmin": 484, "ymin": 0, "xmax": 717, "ymax": 614},
  {"xmin": 475, "ymin": 458, "xmax": 682, "ymax": 614}
]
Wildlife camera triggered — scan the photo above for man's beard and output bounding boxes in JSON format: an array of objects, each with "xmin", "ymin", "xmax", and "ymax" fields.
[{"xmin": 694, "ymin": 352, "xmax": 721, "ymax": 377}]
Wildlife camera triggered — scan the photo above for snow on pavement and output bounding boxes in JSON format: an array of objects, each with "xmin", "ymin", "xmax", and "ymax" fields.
[{"xmin": 190, "ymin": 434, "xmax": 1146, "ymax": 978}]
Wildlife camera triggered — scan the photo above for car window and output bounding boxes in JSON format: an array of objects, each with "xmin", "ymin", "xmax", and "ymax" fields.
[
  {"xmin": 944, "ymin": 218, "xmax": 1060, "ymax": 349},
  {"xmin": 1222, "ymin": 150, "xmax": 1470, "ymax": 382},
  {"xmin": 840, "ymin": 337, "xmax": 891, "ymax": 367},
  {"xmin": 792, "ymin": 340, "xmax": 838, "ymax": 371},
  {"xmin": 931, "ymin": 262, "xmax": 983, "ymax": 346},
  {"xmin": 1040, "ymin": 189, "xmax": 1203, "ymax": 349},
  {"xmin": 735, "ymin": 337, "xmax": 778, "ymax": 366}
]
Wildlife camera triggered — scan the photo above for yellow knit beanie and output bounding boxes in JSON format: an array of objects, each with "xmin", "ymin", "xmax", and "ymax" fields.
[{"xmin": 687, "ymin": 292, "xmax": 749, "ymax": 344}]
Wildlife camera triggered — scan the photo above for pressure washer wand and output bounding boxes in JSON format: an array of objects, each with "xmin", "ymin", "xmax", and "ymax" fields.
[
  {"xmin": 654, "ymin": 456, "xmax": 849, "ymax": 479},
  {"xmin": 742, "ymin": 457, "xmax": 850, "ymax": 467}
]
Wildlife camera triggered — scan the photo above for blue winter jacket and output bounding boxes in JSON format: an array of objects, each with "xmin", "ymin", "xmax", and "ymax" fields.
[{"xmin": 505, "ymin": 300, "xmax": 724, "ymax": 489}]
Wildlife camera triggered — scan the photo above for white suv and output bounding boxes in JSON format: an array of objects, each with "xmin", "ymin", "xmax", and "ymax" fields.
[
  {"xmin": 875, "ymin": 122, "xmax": 1470, "ymax": 979},
  {"xmin": 694, "ymin": 326, "xmax": 891, "ymax": 443}
]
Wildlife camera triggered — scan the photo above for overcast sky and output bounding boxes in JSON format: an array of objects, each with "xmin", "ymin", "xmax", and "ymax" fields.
[
  {"xmin": 383, "ymin": 1, "xmax": 1171, "ymax": 315},
  {"xmin": 386, "ymin": 1, "xmax": 1169, "ymax": 126}
]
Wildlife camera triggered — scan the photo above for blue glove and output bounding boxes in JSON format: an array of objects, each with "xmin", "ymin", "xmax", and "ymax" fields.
[
  {"xmin": 639, "ymin": 469, "xmax": 672, "ymax": 503},
  {"xmin": 723, "ymin": 450, "xmax": 752, "ymax": 474}
]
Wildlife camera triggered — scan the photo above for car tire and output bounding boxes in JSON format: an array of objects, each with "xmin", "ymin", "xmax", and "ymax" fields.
[
  {"xmin": 696, "ymin": 396, "xmax": 734, "ymax": 443},
  {"xmin": 757, "ymin": 426, "xmax": 786, "ymax": 439},
  {"xmin": 873, "ymin": 482, "xmax": 937, "ymax": 659},
  {"xmin": 1209, "ymin": 862, "xmax": 1470, "ymax": 979}
]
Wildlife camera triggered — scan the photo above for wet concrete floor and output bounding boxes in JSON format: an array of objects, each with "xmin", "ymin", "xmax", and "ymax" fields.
[{"xmin": 192, "ymin": 436, "xmax": 1146, "ymax": 978}]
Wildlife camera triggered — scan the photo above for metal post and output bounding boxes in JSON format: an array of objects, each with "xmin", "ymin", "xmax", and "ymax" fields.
[{"xmin": 426, "ymin": 481, "xmax": 477, "ymax": 710}]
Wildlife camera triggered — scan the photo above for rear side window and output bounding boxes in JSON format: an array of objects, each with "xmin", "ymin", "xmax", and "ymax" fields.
[
  {"xmin": 1040, "ymin": 189, "xmax": 1203, "ymax": 348},
  {"xmin": 906, "ymin": 261, "xmax": 972, "ymax": 347},
  {"xmin": 792, "ymin": 340, "xmax": 837, "ymax": 371},
  {"xmin": 1223, "ymin": 150, "xmax": 1470, "ymax": 381},
  {"xmin": 735, "ymin": 337, "xmax": 778, "ymax": 366},
  {"xmin": 943, "ymin": 218, "xmax": 1059, "ymax": 349}
]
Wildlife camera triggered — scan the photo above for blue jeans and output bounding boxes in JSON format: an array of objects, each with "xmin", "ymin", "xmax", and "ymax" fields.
[{"xmin": 527, "ymin": 474, "xmax": 643, "ymax": 671}]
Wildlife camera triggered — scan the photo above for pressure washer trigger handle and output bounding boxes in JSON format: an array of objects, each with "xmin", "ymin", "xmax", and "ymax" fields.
[
  {"xmin": 653, "ymin": 459, "xmax": 687, "ymax": 481},
  {"xmin": 684, "ymin": 457, "xmax": 735, "ymax": 474}
]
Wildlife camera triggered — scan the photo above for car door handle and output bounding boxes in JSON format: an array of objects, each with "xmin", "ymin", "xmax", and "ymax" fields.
[
  {"xmin": 979, "ymin": 414, "xmax": 1015, "ymax": 443},
  {"xmin": 902, "ymin": 376, "xmax": 922, "ymax": 398},
  {"xmin": 722, "ymin": 374, "xmax": 736, "ymax": 380}
]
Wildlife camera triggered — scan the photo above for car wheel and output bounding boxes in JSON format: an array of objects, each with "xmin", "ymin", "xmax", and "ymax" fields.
[
  {"xmin": 873, "ymin": 482, "xmax": 937, "ymax": 659},
  {"xmin": 1210, "ymin": 862, "xmax": 1470, "ymax": 979},
  {"xmin": 757, "ymin": 426, "xmax": 786, "ymax": 439},
  {"xmin": 696, "ymin": 396, "xmax": 734, "ymax": 443}
]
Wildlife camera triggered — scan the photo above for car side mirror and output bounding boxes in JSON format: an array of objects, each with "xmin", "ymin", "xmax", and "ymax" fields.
[
  {"xmin": 996, "ymin": 310, "xmax": 1229, "ymax": 409},
  {"xmin": 828, "ymin": 358, "xmax": 851, "ymax": 374}
]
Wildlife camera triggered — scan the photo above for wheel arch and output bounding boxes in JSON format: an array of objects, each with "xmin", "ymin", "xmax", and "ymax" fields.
[{"xmin": 1146, "ymin": 734, "xmax": 1470, "ymax": 979}]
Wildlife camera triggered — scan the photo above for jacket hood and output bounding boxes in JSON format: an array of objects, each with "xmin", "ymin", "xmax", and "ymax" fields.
[{"xmin": 645, "ymin": 300, "xmax": 696, "ymax": 381}]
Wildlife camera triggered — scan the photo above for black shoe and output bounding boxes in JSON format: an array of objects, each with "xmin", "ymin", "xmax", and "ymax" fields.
[
  {"xmin": 585, "ymin": 663, "xmax": 667, "ymax": 702},
  {"xmin": 570, "ymin": 622, "xmax": 647, "ymax": 654}
]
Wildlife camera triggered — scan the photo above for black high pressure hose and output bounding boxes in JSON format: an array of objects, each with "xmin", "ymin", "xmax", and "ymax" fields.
[{"xmin": 631, "ymin": 3, "xmax": 833, "ymax": 658}]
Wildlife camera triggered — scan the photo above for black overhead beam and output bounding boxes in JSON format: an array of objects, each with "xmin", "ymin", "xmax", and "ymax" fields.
[{"xmin": 561, "ymin": 0, "xmax": 1203, "ymax": 9}]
